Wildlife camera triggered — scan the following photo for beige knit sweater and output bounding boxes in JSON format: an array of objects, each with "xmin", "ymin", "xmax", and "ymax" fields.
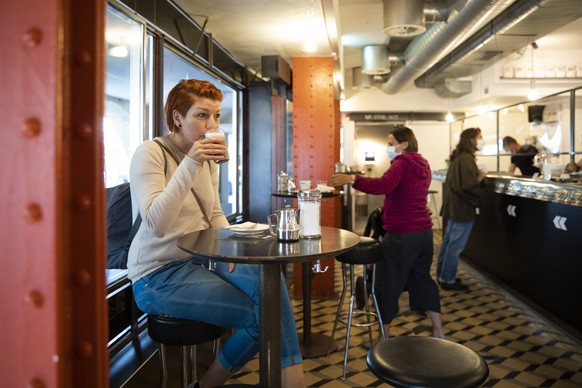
[{"xmin": 127, "ymin": 137, "xmax": 229, "ymax": 282}]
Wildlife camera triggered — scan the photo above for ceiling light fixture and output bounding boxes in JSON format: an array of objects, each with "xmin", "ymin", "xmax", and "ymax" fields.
[
  {"xmin": 478, "ymin": 72, "xmax": 485, "ymax": 114},
  {"xmin": 527, "ymin": 42, "xmax": 539, "ymax": 101},
  {"xmin": 303, "ymin": 40, "xmax": 317, "ymax": 53},
  {"xmin": 109, "ymin": 45, "xmax": 128, "ymax": 58},
  {"xmin": 528, "ymin": 79, "xmax": 539, "ymax": 101},
  {"xmin": 445, "ymin": 99, "xmax": 454, "ymax": 122}
]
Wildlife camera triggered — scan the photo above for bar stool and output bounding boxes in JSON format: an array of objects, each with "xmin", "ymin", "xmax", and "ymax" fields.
[
  {"xmin": 147, "ymin": 315, "xmax": 227, "ymax": 388},
  {"xmin": 427, "ymin": 190, "xmax": 441, "ymax": 229},
  {"xmin": 327, "ymin": 236, "xmax": 385, "ymax": 380},
  {"xmin": 367, "ymin": 336, "xmax": 489, "ymax": 387}
]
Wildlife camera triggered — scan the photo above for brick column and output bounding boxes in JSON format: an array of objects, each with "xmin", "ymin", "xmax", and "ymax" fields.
[{"xmin": 292, "ymin": 57, "xmax": 341, "ymax": 297}]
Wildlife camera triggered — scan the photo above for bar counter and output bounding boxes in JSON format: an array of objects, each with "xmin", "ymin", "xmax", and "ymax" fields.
[{"xmin": 433, "ymin": 171, "xmax": 582, "ymax": 336}]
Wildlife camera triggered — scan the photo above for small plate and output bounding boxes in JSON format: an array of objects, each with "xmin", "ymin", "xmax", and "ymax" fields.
[{"xmin": 229, "ymin": 223, "xmax": 269, "ymax": 236}]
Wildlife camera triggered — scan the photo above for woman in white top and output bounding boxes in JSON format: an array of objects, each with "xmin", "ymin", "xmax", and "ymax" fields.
[{"xmin": 128, "ymin": 79, "xmax": 304, "ymax": 388}]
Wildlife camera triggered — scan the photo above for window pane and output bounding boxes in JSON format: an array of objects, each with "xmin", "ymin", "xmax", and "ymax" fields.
[
  {"xmin": 498, "ymin": 104, "xmax": 531, "ymax": 173},
  {"xmin": 576, "ymin": 89, "xmax": 582, "ymax": 157},
  {"xmin": 163, "ymin": 49, "xmax": 241, "ymax": 217},
  {"xmin": 104, "ymin": 6, "xmax": 144, "ymax": 188},
  {"xmin": 144, "ymin": 34, "xmax": 154, "ymax": 141},
  {"xmin": 525, "ymin": 92, "xmax": 571, "ymax": 166},
  {"xmin": 461, "ymin": 112, "xmax": 498, "ymax": 172}
]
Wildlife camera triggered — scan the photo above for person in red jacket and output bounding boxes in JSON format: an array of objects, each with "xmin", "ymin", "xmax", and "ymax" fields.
[{"xmin": 331, "ymin": 126, "xmax": 444, "ymax": 339}]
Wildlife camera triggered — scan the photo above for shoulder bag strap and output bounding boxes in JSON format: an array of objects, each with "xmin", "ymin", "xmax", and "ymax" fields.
[{"xmin": 153, "ymin": 139, "xmax": 212, "ymax": 228}]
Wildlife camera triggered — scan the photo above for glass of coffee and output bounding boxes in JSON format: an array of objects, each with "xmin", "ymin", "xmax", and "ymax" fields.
[{"xmin": 204, "ymin": 130, "xmax": 229, "ymax": 163}]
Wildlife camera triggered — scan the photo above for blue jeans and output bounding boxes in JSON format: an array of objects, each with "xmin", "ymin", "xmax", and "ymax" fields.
[
  {"xmin": 437, "ymin": 220, "xmax": 475, "ymax": 284},
  {"xmin": 132, "ymin": 259, "xmax": 302, "ymax": 371}
]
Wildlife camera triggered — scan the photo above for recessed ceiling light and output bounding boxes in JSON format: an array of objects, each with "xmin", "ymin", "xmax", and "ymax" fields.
[
  {"xmin": 109, "ymin": 45, "xmax": 129, "ymax": 58},
  {"xmin": 303, "ymin": 41, "xmax": 317, "ymax": 53}
]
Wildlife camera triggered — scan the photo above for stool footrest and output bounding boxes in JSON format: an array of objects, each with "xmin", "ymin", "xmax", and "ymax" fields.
[{"xmin": 338, "ymin": 311, "xmax": 379, "ymax": 328}]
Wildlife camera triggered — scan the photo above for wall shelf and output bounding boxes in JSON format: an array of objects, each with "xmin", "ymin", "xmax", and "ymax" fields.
[{"xmin": 499, "ymin": 77, "xmax": 582, "ymax": 81}]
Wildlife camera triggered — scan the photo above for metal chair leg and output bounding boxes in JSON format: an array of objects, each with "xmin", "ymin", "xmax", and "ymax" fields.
[
  {"xmin": 212, "ymin": 337, "xmax": 221, "ymax": 359},
  {"xmin": 362, "ymin": 264, "xmax": 374, "ymax": 346},
  {"xmin": 342, "ymin": 264, "xmax": 356, "ymax": 380},
  {"xmin": 327, "ymin": 262, "xmax": 348, "ymax": 356},
  {"xmin": 159, "ymin": 344, "xmax": 168, "ymax": 388},
  {"xmin": 190, "ymin": 345, "xmax": 197, "ymax": 386},
  {"xmin": 370, "ymin": 264, "xmax": 385, "ymax": 339},
  {"xmin": 181, "ymin": 346, "xmax": 190, "ymax": 388}
]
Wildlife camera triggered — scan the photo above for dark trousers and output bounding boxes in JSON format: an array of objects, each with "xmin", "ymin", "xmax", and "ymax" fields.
[{"xmin": 376, "ymin": 229, "xmax": 441, "ymax": 324}]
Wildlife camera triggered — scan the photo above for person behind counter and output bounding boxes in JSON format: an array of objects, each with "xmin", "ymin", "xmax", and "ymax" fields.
[
  {"xmin": 128, "ymin": 79, "xmax": 305, "ymax": 388},
  {"xmin": 502, "ymin": 136, "xmax": 540, "ymax": 177},
  {"xmin": 438, "ymin": 127, "xmax": 486, "ymax": 292},
  {"xmin": 330, "ymin": 126, "xmax": 444, "ymax": 339}
]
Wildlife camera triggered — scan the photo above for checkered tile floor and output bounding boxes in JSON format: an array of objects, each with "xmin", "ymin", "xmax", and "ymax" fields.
[{"xmin": 226, "ymin": 230, "xmax": 582, "ymax": 387}]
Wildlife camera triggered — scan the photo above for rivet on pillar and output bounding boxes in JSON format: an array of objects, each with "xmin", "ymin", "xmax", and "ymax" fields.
[{"xmin": 22, "ymin": 27, "xmax": 43, "ymax": 48}]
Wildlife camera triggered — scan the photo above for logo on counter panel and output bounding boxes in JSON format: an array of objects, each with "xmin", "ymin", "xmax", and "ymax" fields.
[
  {"xmin": 506, "ymin": 205, "xmax": 517, "ymax": 217},
  {"xmin": 552, "ymin": 216, "xmax": 568, "ymax": 231}
]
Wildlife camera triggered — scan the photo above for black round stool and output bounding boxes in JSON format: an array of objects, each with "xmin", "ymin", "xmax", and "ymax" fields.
[
  {"xmin": 367, "ymin": 336, "xmax": 489, "ymax": 388},
  {"xmin": 147, "ymin": 315, "xmax": 227, "ymax": 388},
  {"xmin": 327, "ymin": 236, "xmax": 385, "ymax": 380}
]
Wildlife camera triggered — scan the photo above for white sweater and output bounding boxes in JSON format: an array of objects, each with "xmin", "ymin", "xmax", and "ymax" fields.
[{"xmin": 127, "ymin": 138, "xmax": 229, "ymax": 282}]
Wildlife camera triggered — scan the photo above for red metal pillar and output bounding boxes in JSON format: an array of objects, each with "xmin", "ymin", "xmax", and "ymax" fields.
[
  {"xmin": 292, "ymin": 57, "xmax": 341, "ymax": 297},
  {"xmin": 0, "ymin": 1, "xmax": 107, "ymax": 387}
]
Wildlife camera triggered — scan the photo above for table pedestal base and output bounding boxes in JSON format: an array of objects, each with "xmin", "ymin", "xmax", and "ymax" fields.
[{"xmin": 298, "ymin": 332, "xmax": 337, "ymax": 358}]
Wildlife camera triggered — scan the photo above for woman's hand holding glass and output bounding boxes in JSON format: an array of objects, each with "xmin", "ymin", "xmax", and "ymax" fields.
[
  {"xmin": 330, "ymin": 173, "xmax": 353, "ymax": 186},
  {"xmin": 188, "ymin": 133, "xmax": 229, "ymax": 164}
]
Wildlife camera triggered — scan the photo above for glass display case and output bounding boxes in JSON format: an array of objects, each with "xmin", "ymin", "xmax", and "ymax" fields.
[{"xmin": 452, "ymin": 87, "xmax": 581, "ymax": 177}]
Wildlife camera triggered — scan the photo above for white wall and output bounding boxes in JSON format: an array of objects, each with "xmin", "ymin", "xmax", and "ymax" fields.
[{"xmin": 407, "ymin": 121, "xmax": 450, "ymax": 229}]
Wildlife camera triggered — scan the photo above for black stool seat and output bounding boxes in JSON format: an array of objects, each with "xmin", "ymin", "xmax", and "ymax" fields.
[
  {"xmin": 367, "ymin": 337, "xmax": 489, "ymax": 388},
  {"xmin": 148, "ymin": 315, "xmax": 227, "ymax": 388},
  {"xmin": 336, "ymin": 236, "xmax": 382, "ymax": 265},
  {"xmin": 148, "ymin": 314, "xmax": 226, "ymax": 345}
]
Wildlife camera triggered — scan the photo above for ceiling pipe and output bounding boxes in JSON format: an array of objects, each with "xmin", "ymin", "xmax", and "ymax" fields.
[
  {"xmin": 362, "ymin": 45, "xmax": 391, "ymax": 75},
  {"xmin": 423, "ymin": 2, "xmax": 450, "ymax": 25},
  {"xmin": 380, "ymin": 0, "xmax": 514, "ymax": 95},
  {"xmin": 352, "ymin": 67, "xmax": 374, "ymax": 90},
  {"xmin": 414, "ymin": 0, "xmax": 550, "ymax": 88}
]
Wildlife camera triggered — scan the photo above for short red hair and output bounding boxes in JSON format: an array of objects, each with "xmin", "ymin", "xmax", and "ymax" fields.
[{"xmin": 164, "ymin": 79, "xmax": 223, "ymax": 132}]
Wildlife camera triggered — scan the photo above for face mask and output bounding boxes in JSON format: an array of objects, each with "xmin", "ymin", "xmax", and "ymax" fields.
[
  {"xmin": 476, "ymin": 139, "xmax": 485, "ymax": 151},
  {"xmin": 386, "ymin": 146, "xmax": 401, "ymax": 160}
]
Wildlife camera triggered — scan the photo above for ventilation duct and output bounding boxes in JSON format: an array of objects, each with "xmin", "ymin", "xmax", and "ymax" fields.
[
  {"xmin": 433, "ymin": 79, "xmax": 472, "ymax": 98},
  {"xmin": 362, "ymin": 45, "xmax": 391, "ymax": 75},
  {"xmin": 423, "ymin": 2, "xmax": 449, "ymax": 25},
  {"xmin": 383, "ymin": 0, "xmax": 426, "ymax": 37},
  {"xmin": 380, "ymin": 0, "xmax": 514, "ymax": 94},
  {"xmin": 352, "ymin": 67, "xmax": 374, "ymax": 90},
  {"xmin": 415, "ymin": 0, "xmax": 582, "ymax": 89}
]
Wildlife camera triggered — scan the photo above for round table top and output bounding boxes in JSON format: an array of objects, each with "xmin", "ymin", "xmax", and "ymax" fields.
[
  {"xmin": 271, "ymin": 190, "xmax": 343, "ymax": 198},
  {"xmin": 177, "ymin": 226, "xmax": 360, "ymax": 264}
]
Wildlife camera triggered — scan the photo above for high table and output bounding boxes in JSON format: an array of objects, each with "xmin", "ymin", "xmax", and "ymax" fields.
[
  {"xmin": 177, "ymin": 226, "xmax": 360, "ymax": 388},
  {"xmin": 271, "ymin": 190, "xmax": 345, "ymax": 358},
  {"xmin": 271, "ymin": 190, "xmax": 343, "ymax": 201}
]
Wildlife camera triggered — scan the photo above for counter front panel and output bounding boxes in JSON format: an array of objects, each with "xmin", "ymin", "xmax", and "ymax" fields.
[{"xmin": 433, "ymin": 171, "xmax": 582, "ymax": 334}]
